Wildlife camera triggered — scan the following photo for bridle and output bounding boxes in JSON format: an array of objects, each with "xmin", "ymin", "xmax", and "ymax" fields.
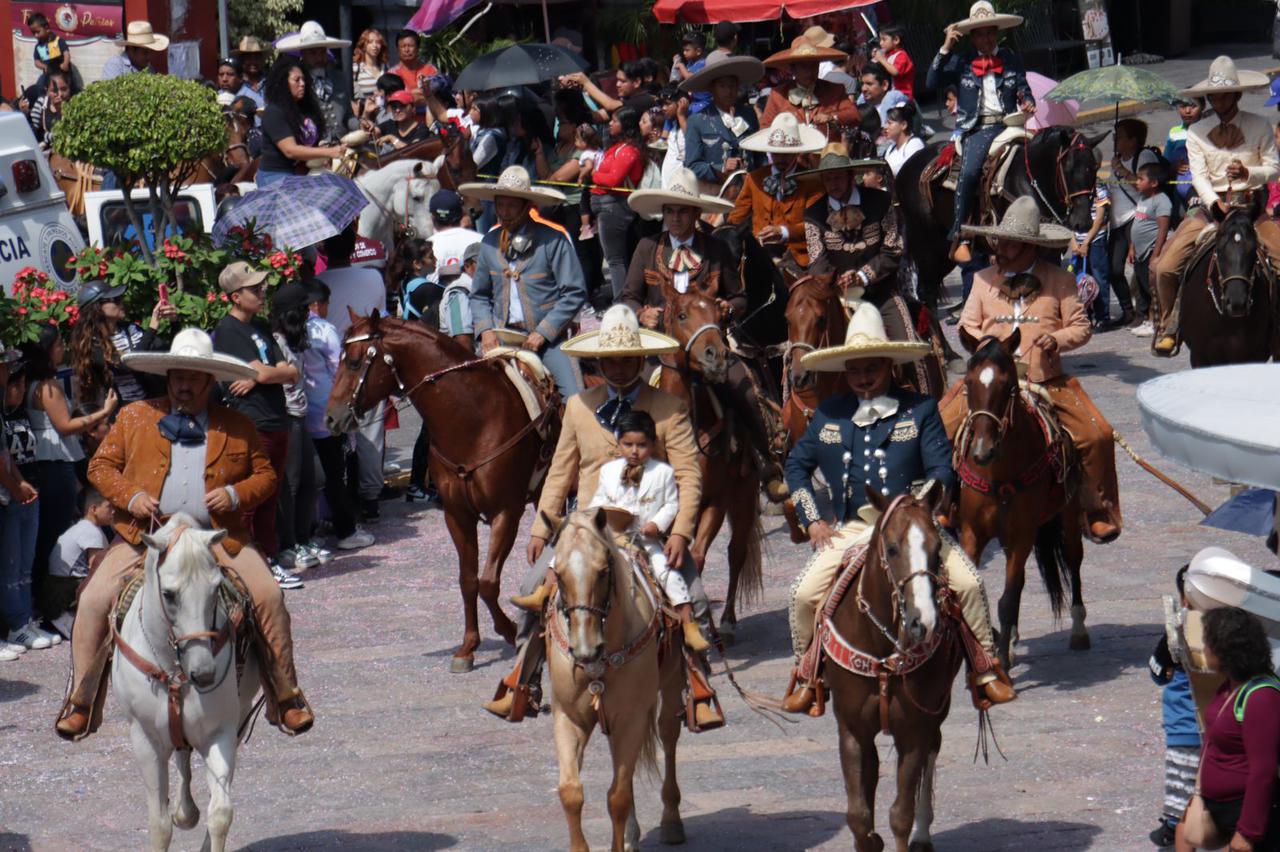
[
  {"xmin": 1024, "ymin": 131, "xmax": 1095, "ymax": 226},
  {"xmin": 359, "ymin": 171, "xmax": 428, "ymax": 241},
  {"xmin": 955, "ymin": 372, "xmax": 1017, "ymax": 457},
  {"xmin": 854, "ymin": 495, "xmax": 945, "ymax": 656},
  {"xmin": 341, "ymin": 326, "xmax": 487, "ymax": 418},
  {"xmin": 1205, "ymin": 209, "xmax": 1271, "ymax": 317},
  {"xmin": 555, "ymin": 528, "xmax": 617, "ymax": 630},
  {"xmin": 782, "ymin": 276, "xmax": 839, "ymax": 401}
]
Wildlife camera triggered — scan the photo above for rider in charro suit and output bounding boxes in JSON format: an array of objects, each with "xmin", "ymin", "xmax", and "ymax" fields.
[
  {"xmin": 781, "ymin": 304, "xmax": 1013, "ymax": 715},
  {"xmin": 679, "ymin": 53, "xmax": 765, "ymax": 195},
  {"xmin": 759, "ymin": 36, "xmax": 860, "ymax": 143},
  {"xmin": 728, "ymin": 112, "xmax": 826, "ymax": 266},
  {"xmin": 621, "ymin": 168, "xmax": 788, "ymax": 502},
  {"xmin": 55, "ymin": 329, "xmax": 313, "ymax": 741}
]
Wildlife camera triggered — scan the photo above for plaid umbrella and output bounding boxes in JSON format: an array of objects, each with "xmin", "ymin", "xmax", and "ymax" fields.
[{"xmin": 212, "ymin": 172, "xmax": 368, "ymax": 250}]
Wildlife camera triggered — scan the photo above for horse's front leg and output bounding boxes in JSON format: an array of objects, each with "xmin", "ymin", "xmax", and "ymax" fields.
[
  {"xmin": 172, "ymin": 748, "xmax": 199, "ymax": 830},
  {"xmin": 658, "ymin": 650, "xmax": 686, "ymax": 844},
  {"xmin": 606, "ymin": 697, "xmax": 655, "ymax": 852},
  {"xmin": 129, "ymin": 722, "xmax": 173, "ymax": 852},
  {"xmin": 479, "ymin": 505, "xmax": 521, "ymax": 647},
  {"xmin": 908, "ymin": 744, "xmax": 940, "ymax": 852},
  {"xmin": 198, "ymin": 734, "xmax": 239, "ymax": 852},
  {"xmin": 554, "ymin": 708, "xmax": 594, "ymax": 852},
  {"xmin": 837, "ymin": 712, "xmax": 882, "ymax": 852},
  {"xmin": 441, "ymin": 498, "xmax": 482, "ymax": 672},
  {"xmin": 997, "ymin": 536, "xmax": 1033, "ymax": 671},
  {"xmin": 888, "ymin": 737, "xmax": 928, "ymax": 852}
]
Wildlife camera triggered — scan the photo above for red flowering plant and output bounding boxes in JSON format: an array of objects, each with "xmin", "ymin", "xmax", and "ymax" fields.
[{"xmin": 0, "ymin": 267, "xmax": 79, "ymax": 345}]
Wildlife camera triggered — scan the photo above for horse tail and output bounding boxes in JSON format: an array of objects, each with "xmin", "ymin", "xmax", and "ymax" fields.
[
  {"xmin": 638, "ymin": 701, "xmax": 660, "ymax": 778},
  {"xmin": 734, "ymin": 507, "xmax": 765, "ymax": 610},
  {"xmin": 1033, "ymin": 513, "xmax": 1070, "ymax": 621}
]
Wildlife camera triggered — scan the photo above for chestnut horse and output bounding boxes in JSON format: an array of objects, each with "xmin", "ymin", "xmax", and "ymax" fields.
[
  {"xmin": 325, "ymin": 313, "xmax": 559, "ymax": 671},
  {"xmin": 949, "ymin": 331, "xmax": 1089, "ymax": 670},
  {"xmin": 189, "ymin": 109, "xmax": 255, "ymax": 186},
  {"xmin": 825, "ymin": 484, "xmax": 962, "ymax": 852},
  {"xmin": 781, "ymin": 272, "xmax": 849, "ymax": 449},
  {"xmin": 654, "ymin": 270, "xmax": 763, "ymax": 640},
  {"xmin": 545, "ymin": 507, "xmax": 688, "ymax": 852}
]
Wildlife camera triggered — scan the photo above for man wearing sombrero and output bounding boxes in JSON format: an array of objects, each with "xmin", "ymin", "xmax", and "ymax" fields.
[
  {"xmin": 1152, "ymin": 55, "xmax": 1280, "ymax": 356},
  {"xmin": 925, "ymin": 1, "xmax": 1035, "ymax": 263},
  {"xmin": 622, "ymin": 168, "xmax": 789, "ymax": 502},
  {"xmin": 101, "ymin": 20, "xmax": 168, "ymax": 80},
  {"xmin": 459, "ymin": 165, "xmax": 587, "ymax": 400},
  {"xmin": 484, "ymin": 305, "xmax": 724, "ymax": 729},
  {"xmin": 728, "ymin": 112, "xmax": 826, "ymax": 266},
  {"xmin": 55, "ymin": 329, "xmax": 314, "ymax": 741},
  {"xmin": 782, "ymin": 304, "xmax": 1011, "ymax": 715},
  {"xmin": 944, "ymin": 196, "xmax": 1122, "ymax": 544},
  {"xmin": 232, "ymin": 36, "xmax": 270, "ymax": 110},
  {"xmin": 760, "ymin": 36, "xmax": 859, "ymax": 143},
  {"xmin": 679, "ymin": 52, "xmax": 765, "ymax": 195}
]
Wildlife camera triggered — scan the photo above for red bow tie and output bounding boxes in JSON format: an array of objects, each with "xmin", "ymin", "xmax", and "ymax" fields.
[{"xmin": 971, "ymin": 56, "xmax": 1004, "ymax": 77}]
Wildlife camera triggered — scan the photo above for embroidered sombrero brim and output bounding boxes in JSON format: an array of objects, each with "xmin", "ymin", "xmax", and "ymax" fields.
[
  {"xmin": 961, "ymin": 220, "xmax": 1074, "ymax": 247},
  {"xmin": 763, "ymin": 44, "xmax": 848, "ymax": 69},
  {"xmin": 679, "ymin": 56, "xmax": 765, "ymax": 94},
  {"xmin": 740, "ymin": 122, "xmax": 827, "ymax": 154},
  {"xmin": 627, "ymin": 189, "xmax": 734, "ymax": 218},
  {"xmin": 1180, "ymin": 68, "xmax": 1270, "ymax": 97},
  {"xmin": 600, "ymin": 506, "xmax": 635, "ymax": 532},
  {"xmin": 457, "ymin": 181, "xmax": 565, "ymax": 206},
  {"xmin": 491, "ymin": 328, "xmax": 530, "ymax": 346},
  {"xmin": 800, "ymin": 338, "xmax": 931, "ymax": 371},
  {"xmin": 953, "ymin": 12, "xmax": 1023, "ymax": 33},
  {"xmin": 560, "ymin": 327, "xmax": 680, "ymax": 358},
  {"xmin": 121, "ymin": 352, "xmax": 259, "ymax": 383}
]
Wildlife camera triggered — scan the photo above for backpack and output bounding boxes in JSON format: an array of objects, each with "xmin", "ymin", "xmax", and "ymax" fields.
[{"xmin": 1232, "ymin": 674, "xmax": 1280, "ymax": 723}]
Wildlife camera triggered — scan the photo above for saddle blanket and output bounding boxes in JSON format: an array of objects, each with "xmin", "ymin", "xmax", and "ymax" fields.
[{"xmin": 484, "ymin": 347, "xmax": 556, "ymax": 438}]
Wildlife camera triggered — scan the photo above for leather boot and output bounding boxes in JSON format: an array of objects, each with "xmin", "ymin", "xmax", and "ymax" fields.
[
  {"xmin": 782, "ymin": 685, "xmax": 815, "ymax": 714},
  {"xmin": 483, "ymin": 691, "xmax": 514, "ymax": 719},
  {"xmin": 693, "ymin": 700, "xmax": 725, "ymax": 730},
  {"xmin": 55, "ymin": 705, "xmax": 91, "ymax": 741},
  {"xmin": 982, "ymin": 660, "xmax": 1016, "ymax": 704},
  {"xmin": 279, "ymin": 696, "xmax": 315, "ymax": 734},
  {"xmin": 1152, "ymin": 335, "xmax": 1177, "ymax": 356},
  {"xmin": 682, "ymin": 621, "xmax": 710, "ymax": 653},
  {"xmin": 511, "ymin": 583, "xmax": 551, "ymax": 613}
]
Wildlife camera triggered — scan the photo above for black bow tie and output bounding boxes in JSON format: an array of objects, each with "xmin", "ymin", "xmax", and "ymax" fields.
[
  {"xmin": 158, "ymin": 413, "xmax": 205, "ymax": 446},
  {"xmin": 596, "ymin": 396, "xmax": 632, "ymax": 431}
]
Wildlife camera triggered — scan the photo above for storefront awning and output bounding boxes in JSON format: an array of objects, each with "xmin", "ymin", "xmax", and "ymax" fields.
[{"xmin": 653, "ymin": 0, "xmax": 876, "ymax": 25}]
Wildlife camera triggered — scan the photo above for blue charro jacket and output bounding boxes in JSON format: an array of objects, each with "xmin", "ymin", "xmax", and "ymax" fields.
[
  {"xmin": 469, "ymin": 218, "xmax": 586, "ymax": 343},
  {"xmin": 926, "ymin": 46, "xmax": 1034, "ymax": 136},
  {"xmin": 683, "ymin": 106, "xmax": 759, "ymax": 183}
]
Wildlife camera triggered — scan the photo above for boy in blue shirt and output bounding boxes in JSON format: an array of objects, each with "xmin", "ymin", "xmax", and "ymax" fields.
[
  {"xmin": 1162, "ymin": 97, "xmax": 1204, "ymax": 205},
  {"xmin": 1148, "ymin": 565, "xmax": 1200, "ymax": 848}
]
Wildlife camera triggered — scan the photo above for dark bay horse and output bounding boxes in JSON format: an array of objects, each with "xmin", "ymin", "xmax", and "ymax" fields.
[
  {"xmin": 325, "ymin": 313, "xmax": 559, "ymax": 672},
  {"xmin": 895, "ymin": 127, "xmax": 1107, "ymax": 316},
  {"xmin": 824, "ymin": 483, "xmax": 963, "ymax": 852},
  {"xmin": 712, "ymin": 222, "xmax": 791, "ymax": 393},
  {"xmin": 655, "ymin": 271, "xmax": 763, "ymax": 640},
  {"xmin": 1180, "ymin": 203, "xmax": 1279, "ymax": 367},
  {"xmin": 190, "ymin": 109, "xmax": 254, "ymax": 186},
  {"xmin": 950, "ymin": 331, "xmax": 1089, "ymax": 670}
]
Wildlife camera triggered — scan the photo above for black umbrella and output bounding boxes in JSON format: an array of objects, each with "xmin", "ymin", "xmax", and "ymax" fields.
[{"xmin": 455, "ymin": 43, "xmax": 589, "ymax": 92}]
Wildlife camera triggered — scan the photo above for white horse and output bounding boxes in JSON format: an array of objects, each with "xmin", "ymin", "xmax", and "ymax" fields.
[
  {"xmin": 355, "ymin": 157, "xmax": 441, "ymax": 248},
  {"xmin": 112, "ymin": 513, "xmax": 259, "ymax": 852}
]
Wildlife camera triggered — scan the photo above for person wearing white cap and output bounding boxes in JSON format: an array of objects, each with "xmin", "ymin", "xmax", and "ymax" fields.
[
  {"xmin": 55, "ymin": 328, "xmax": 314, "ymax": 742},
  {"xmin": 101, "ymin": 20, "xmax": 169, "ymax": 80},
  {"xmin": 1152, "ymin": 55, "xmax": 1280, "ymax": 356}
]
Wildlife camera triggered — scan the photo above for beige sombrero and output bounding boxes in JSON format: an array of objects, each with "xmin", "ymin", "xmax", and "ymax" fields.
[
  {"xmin": 276, "ymin": 21, "xmax": 351, "ymax": 52},
  {"xmin": 627, "ymin": 167, "xmax": 734, "ymax": 218},
  {"xmin": 561, "ymin": 305, "xmax": 679, "ymax": 358},
  {"xmin": 797, "ymin": 142, "xmax": 885, "ymax": 176},
  {"xmin": 801, "ymin": 25, "xmax": 836, "ymax": 49},
  {"xmin": 1180, "ymin": 55, "xmax": 1269, "ymax": 98},
  {"xmin": 115, "ymin": 21, "xmax": 170, "ymax": 51},
  {"xmin": 122, "ymin": 328, "xmax": 258, "ymax": 382},
  {"xmin": 801, "ymin": 303, "xmax": 930, "ymax": 371},
  {"xmin": 740, "ymin": 112, "xmax": 826, "ymax": 155},
  {"xmin": 764, "ymin": 36, "xmax": 848, "ymax": 70},
  {"xmin": 961, "ymin": 195, "xmax": 1073, "ymax": 248},
  {"xmin": 492, "ymin": 328, "xmax": 531, "ymax": 346},
  {"xmin": 679, "ymin": 51, "xmax": 765, "ymax": 94},
  {"xmin": 458, "ymin": 166, "xmax": 565, "ymax": 207},
  {"xmin": 951, "ymin": 1, "xmax": 1023, "ymax": 34},
  {"xmin": 232, "ymin": 36, "xmax": 268, "ymax": 55}
]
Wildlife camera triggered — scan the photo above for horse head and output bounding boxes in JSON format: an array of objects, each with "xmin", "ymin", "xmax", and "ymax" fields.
[
  {"xmin": 960, "ymin": 330, "xmax": 1021, "ymax": 466},
  {"xmin": 223, "ymin": 110, "xmax": 253, "ymax": 171},
  {"xmin": 1214, "ymin": 207, "xmax": 1263, "ymax": 319},
  {"xmin": 783, "ymin": 267, "xmax": 842, "ymax": 392},
  {"xmin": 139, "ymin": 514, "xmax": 228, "ymax": 689},
  {"xmin": 867, "ymin": 481, "xmax": 946, "ymax": 647},
  {"xmin": 661, "ymin": 268, "xmax": 729, "ymax": 383},
  {"xmin": 326, "ymin": 310, "xmax": 398, "ymax": 435},
  {"xmin": 548, "ymin": 507, "xmax": 621, "ymax": 664},
  {"xmin": 1027, "ymin": 127, "xmax": 1107, "ymax": 234}
]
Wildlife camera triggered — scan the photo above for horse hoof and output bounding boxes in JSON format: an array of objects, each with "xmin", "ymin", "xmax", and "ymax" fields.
[
  {"xmin": 172, "ymin": 807, "xmax": 199, "ymax": 831},
  {"xmin": 1070, "ymin": 633, "xmax": 1092, "ymax": 651},
  {"xmin": 908, "ymin": 842, "xmax": 935, "ymax": 852},
  {"xmin": 660, "ymin": 819, "xmax": 686, "ymax": 845},
  {"xmin": 449, "ymin": 655, "xmax": 474, "ymax": 673}
]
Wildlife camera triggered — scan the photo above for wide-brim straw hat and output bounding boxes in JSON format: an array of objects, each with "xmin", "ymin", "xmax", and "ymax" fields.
[
  {"xmin": 458, "ymin": 166, "xmax": 565, "ymax": 207},
  {"xmin": 961, "ymin": 195, "xmax": 1073, "ymax": 247},
  {"xmin": 1180, "ymin": 55, "xmax": 1270, "ymax": 98},
  {"xmin": 115, "ymin": 21, "xmax": 170, "ymax": 51},
  {"xmin": 560, "ymin": 305, "xmax": 679, "ymax": 358},
  {"xmin": 951, "ymin": 1, "xmax": 1023, "ymax": 34},
  {"xmin": 741, "ymin": 112, "xmax": 826, "ymax": 155},
  {"xmin": 796, "ymin": 142, "xmax": 884, "ymax": 176},
  {"xmin": 122, "ymin": 328, "xmax": 258, "ymax": 383},
  {"xmin": 276, "ymin": 21, "xmax": 351, "ymax": 52},
  {"xmin": 627, "ymin": 167, "xmax": 734, "ymax": 218},
  {"xmin": 679, "ymin": 52, "xmax": 765, "ymax": 94},
  {"xmin": 492, "ymin": 328, "xmax": 530, "ymax": 346},
  {"xmin": 232, "ymin": 36, "xmax": 268, "ymax": 56},
  {"xmin": 601, "ymin": 506, "xmax": 635, "ymax": 533},
  {"xmin": 764, "ymin": 36, "xmax": 848, "ymax": 70},
  {"xmin": 801, "ymin": 25, "xmax": 836, "ymax": 49},
  {"xmin": 801, "ymin": 303, "xmax": 930, "ymax": 371}
]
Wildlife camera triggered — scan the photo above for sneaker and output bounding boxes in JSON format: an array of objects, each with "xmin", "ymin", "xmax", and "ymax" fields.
[
  {"xmin": 303, "ymin": 541, "xmax": 334, "ymax": 564},
  {"xmin": 1149, "ymin": 820, "xmax": 1175, "ymax": 847},
  {"xmin": 8, "ymin": 623, "xmax": 52, "ymax": 650},
  {"xmin": 50, "ymin": 611, "xmax": 75, "ymax": 640},
  {"xmin": 1131, "ymin": 320, "xmax": 1154, "ymax": 338},
  {"xmin": 33, "ymin": 620, "xmax": 61, "ymax": 646},
  {"xmin": 337, "ymin": 528, "xmax": 375, "ymax": 550},
  {"xmin": 0, "ymin": 646, "xmax": 19, "ymax": 662},
  {"xmin": 270, "ymin": 562, "xmax": 304, "ymax": 590},
  {"xmin": 405, "ymin": 484, "xmax": 430, "ymax": 501},
  {"xmin": 2, "ymin": 641, "xmax": 26, "ymax": 656},
  {"xmin": 279, "ymin": 547, "xmax": 319, "ymax": 571}
]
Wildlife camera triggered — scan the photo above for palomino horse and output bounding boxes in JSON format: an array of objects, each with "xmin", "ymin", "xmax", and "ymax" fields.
[
  {"xmin": 545, "ymin": 507, "xmax": 687, "ymax": 852},
  {"xmin": 824, "ymin": 484, "xmax": 963, "ymax": 852},
  {"xmin": 326, "ymin": 313, "xmax": 559, "ymax": 671},
  {"xmin": 1179, "ymin": 203, "xmax": 1279, "ymax": 366},
  {"xmin": 654, "ymin": 271, "xmax": 763, "ymax": 639},
  {"xmin": 950, "ymin": 331, "xmax": 1089, "ymax": 670},
  {"xmin": 112, "ymin": 514, "xmax": 259, "ymax": 852}
]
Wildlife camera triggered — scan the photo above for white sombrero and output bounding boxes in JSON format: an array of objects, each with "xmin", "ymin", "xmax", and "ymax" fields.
[
  {"xmin": 276, "ymin": 21, "xmax": 351, "ymax": 52},
  {"xmin": 114, "ymin": 21, "xmax": 170, "ymax": 51},
  {"xmin": 951, "ymin": 1, "xmax": 1023, "ymax": 34},
  {"xmin": 1180, "ymin": 55, "xmax": 1269, "ymax": 98},
  {"xmin": 627, "ymin": 167, "xmax": 734, "ymax": 218},
  {"xmin": 458, "ymin": 166, "xmax": 565, "ymax": 207},
  {"xmin": 801, "ymin": 303, "xmax": 930, "ymax": 371},
  {"xmin": 961, "ymin": 195, "xmax": 1073, "ymax": 248},
  {"xmin": 679, "ymin": 51, "xmax": 765, "ymax": 95},
  {"xmin": 740, "ymin": 112, "xmax": 826, "ymax": 155},
  {"xmin": 560, "ymin": 305, "xmax": 679, "ymax": 358},
  {"xmin": 122, "ymin": 328, "xmax": 258, "ymax": 383}
]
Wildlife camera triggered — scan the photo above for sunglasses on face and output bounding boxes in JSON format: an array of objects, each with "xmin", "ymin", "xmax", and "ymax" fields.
[
  {"xmin": 237, "ymin": 284, "xmax": 266, "ymax": 296},
  {"xmin": 389, "ymin": 103, "xmax": 411, "ymax": 111}
]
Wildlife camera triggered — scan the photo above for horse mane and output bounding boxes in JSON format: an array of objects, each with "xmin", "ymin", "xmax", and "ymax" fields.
[
  {"xmin": 967, "ymin": 336, "xmax": 1013, "ymax": 373},
  {"xmin": 147, "ymin": 512, "xmax": 219, "ymax": 583},
  {"xmin": 372, "ymin": 314, "xmax": 476, "ymax": 360}
]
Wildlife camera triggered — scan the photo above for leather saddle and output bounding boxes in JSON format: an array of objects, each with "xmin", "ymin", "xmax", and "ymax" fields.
[{"xmin": 918, "ymin": 130, "xmax": 1029, "ymax": 222}]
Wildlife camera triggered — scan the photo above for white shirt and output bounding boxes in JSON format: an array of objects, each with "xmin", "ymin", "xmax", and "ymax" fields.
[
  {"xmin": 588, "ymin": 456, "xmax": 680, "ymax": 534},
  {"xmin": 507, "ymin": 260, "xmax": 524, "ymax": 326},
  {"xmin": 976, "ymin": 53, "xmax": 1002, "ymax": 118},
  {"xmin": 885, "ymin": 136, "xmax": 925, "ymax": 175},
  {"xmin": 318, "ymin": 266, "xmax": 387, "ymax": 340}
]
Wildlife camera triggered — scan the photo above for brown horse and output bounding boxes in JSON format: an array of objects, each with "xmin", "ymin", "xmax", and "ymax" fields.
[
  {"xmin": 825, "ymin": 483, "xmax": 962, "ymax": 852},
  {"xmin": 1178, "ymin": 204, "xmax": 1279, "ymax": 367},
  {"xmin": 654, "ymin": 272, "xmax": 763, "ymax": 640},
  {"xmin": 189, "ymin": 109, "xmax": 254, "ymax": 187},
  {"xmin": 781, "ymin": 272, "xmax": 848, "ymax": 449},
  {"xmin": 545, "ymin": 507, "xmax": 688, "ymax": 852},
  {"xmin": 325, "ymin": 313, "xmax": 559, "ymax": 671},
  {"xmin": 949, "ymin": 330, "xmax": 1089, "ymax": 670}
]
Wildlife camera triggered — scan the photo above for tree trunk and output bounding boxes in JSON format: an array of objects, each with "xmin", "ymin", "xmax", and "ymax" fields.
[{"xmin": 119, "ymin": 178, "xmax": 154, "ymax": 266}]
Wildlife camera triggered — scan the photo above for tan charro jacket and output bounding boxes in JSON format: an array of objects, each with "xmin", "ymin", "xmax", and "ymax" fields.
[
  {"xmin": 530, "ymin": 384, "xmax": 702, "ymax": 541},
  {"xmin": 957, "ymin": 258, "xmax": 1091, "ymax": 383},
  {"xmin": 87, "ymin": 398, "xmax": 277, "ymax": 556}
]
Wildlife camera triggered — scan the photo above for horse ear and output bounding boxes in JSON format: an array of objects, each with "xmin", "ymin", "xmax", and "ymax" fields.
[
  {"xmin": 696, "ymin": 270, "xmax": 720, "ymax": 299},
  {"xmin": 1004, "ymin": 327, "xmax": 1021, "ymax": 356},
  {"xmin": 205, "ymin": 529, "xmax": 229, "ymax": 547},
  {"xmin": 347, "ymin": 306, "xmax": 361, "ymax": 325},
  {"xmin": 919, "ymin": 479, "xmax": 946, "ymax": 514},
  {"xmin": 591, "ymin": 505, "xmax": 610, "ymax": 534},
  {"xmin": 539, "ymin": 510, "xmax": 564, "ymax": 542},
  {"xmin": 957, "ymin": 326, "xmax": 980, "ymax": 354},
  {"xmin": 866, "ymin": 484, "xmax": 891, "ymax": 515},
  {"xmin": 1085, "ymin": 130, "xmax": 1111, "ymax": 149},
  {"xmin": 369, "ymin": 308, "xmax": 381, "ymax": 322}
]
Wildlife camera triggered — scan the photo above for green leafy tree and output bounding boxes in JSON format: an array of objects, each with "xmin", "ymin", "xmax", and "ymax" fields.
[
  {"xmin": 53, "ymin": 74, "xmax": 226, "ymax": 270},
  {"xmin": 228, "ymin": 0, "xmax": 302, "ymax": 43}
]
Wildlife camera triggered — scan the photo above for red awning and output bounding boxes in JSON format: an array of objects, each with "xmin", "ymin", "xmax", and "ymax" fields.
[{"xmin": 653, "ymin": 0, "xmax": 876, "ymax": 24}]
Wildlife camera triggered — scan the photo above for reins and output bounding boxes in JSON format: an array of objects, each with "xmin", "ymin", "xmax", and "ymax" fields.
[{"xmin": 1022, "ymin": 132, "xmax": 1092, "ymax": 227}]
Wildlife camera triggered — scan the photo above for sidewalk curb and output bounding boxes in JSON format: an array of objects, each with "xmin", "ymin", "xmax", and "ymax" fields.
[{"xmin": 1074, "ymin": 99, "xmax": 1154, "ymax": 126}]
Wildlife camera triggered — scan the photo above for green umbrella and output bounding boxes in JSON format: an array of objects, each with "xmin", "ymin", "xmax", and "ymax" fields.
[{"xmin": 1044, "ymin": 62, "xmax": 1181, "ymax": 126}]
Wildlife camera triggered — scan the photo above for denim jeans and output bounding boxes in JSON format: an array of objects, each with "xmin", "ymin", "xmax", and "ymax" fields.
[
  {"xmin": 951, "ymin": 124, "xmax": 1004, "ymax": 241},
  {"xmin": 0, "ymin": 497, "xmax": 40, "ymax": 633},
  {"xmin": 1082, "ymin": 235, "xmax": 1111, "ymax": 322},
  {"xmin": 591, "ymin": 193, "xmax": 636, "ymax": 301},
  {"xmin": 255, "ymin": 169, "xmax": 293, "ymax": 187}
]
